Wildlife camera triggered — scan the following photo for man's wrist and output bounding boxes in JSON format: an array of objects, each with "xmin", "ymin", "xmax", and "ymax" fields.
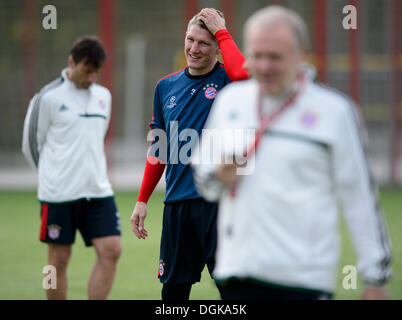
[
  {"xmin": 213, "ymin": 27, "xmax": 226, "ymax": 36},
  {"xmin": 215, "ymin": 29, "xmax": 233, "ymax": 45},
  {"xmin": 215, "ymin": 29, "xmax": 229, "ymax": 38}
]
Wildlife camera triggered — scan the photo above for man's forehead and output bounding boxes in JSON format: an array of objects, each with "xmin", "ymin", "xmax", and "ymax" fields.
[
  {"xmin": 77, "ymin": 59, "xmax": 101, "ymax": 71},
  {"xmin": 255, "ymin": 23, "xmax": 293, "ymax": 38},
  {"xmin": 186, "ymin": 24, "xmax": 214, "ymax": 42},
  {"xmin": 248, "ymin": 24, "xmax": 297, "ymax": 49}
]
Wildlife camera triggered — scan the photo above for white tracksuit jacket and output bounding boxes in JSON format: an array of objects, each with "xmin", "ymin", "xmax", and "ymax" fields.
[
  {"xmin": 191, "ymin": 67, "xmax": 392, "ymax": 294},
  {"xmin": 22, "ymin": 69, "xmax": 114, "ymax": 203}
]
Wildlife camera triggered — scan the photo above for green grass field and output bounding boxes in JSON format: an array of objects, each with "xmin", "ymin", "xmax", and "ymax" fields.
[{"xmin": 0, "ymin": 189, "xmax": 400, "ymax": 300}]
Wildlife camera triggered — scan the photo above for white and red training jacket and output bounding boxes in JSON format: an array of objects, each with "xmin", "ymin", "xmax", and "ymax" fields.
[
  {"xmin": 22, "ymin": 69, "xmax": 113, "ymax": 203},
  {"xmin": 191, "ymin": 64, "xmax": 392, "ymax": 294}
]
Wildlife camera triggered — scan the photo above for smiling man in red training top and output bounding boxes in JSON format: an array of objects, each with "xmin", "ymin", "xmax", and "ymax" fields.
[{"xmin": 130, "ymin": 8, "xmax": 249, "ymax": 300}]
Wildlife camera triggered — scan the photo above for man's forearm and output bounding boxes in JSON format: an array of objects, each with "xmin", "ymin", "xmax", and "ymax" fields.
[
  {"xmin": 137, "ymin": 156, "xmax": 166, "ymax": 203},
  {"xmin": 216, "ymin": 29, "xmax": 249, "ymax": 81}
]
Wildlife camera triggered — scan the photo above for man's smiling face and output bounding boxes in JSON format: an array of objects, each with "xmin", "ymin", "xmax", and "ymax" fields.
[{"xmin": 184, "ymin": 24, "xmax": 219, "ymax": 76}]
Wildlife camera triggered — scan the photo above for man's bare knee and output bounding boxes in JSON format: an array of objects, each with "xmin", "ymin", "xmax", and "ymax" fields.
[
  {"xmin": 93, "ymin": 236, "xmax": 122, "ymax": 263},
  {"xmin": 48, "ymin": 244, "xmax": 72, "ymax": 270}
]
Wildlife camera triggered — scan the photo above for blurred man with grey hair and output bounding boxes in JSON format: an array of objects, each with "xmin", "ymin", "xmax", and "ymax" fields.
[{"xmin": 191, "ymin": 6, "xmax": 392, "ymax": 300}]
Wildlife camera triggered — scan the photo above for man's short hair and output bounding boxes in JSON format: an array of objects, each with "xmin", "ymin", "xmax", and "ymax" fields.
[
  {"xmin": 186, "ymin": 8, "xmax": 224, "ymax": 38},
  {"xmin": 243, "ymin": 5, "xmax": 310, "ymax": 53},
  {"xmin": 70, "ymin": 36, "xmax": 106, "ymax": 68}
]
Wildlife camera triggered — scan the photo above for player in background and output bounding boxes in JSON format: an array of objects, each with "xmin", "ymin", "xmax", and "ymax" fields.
[
  {"xmin": 22, "ymin": 36, "xmax": 122, "ymax": 300},
  {"xmin": 130, "ymin": 8, "xmax": 249, "ymax": 300},
  {"xmin": 192, "ymin": 6, "xmax": 392, "ymax": 300}
]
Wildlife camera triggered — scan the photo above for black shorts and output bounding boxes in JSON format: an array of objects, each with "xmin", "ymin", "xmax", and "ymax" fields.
[
  {"xmin": 216, "ymin": 278, "xmax": 333, "ymax": 300},
  {"xmin": 39, "ymin": 197, "xmax": 121, "ymax": 247},
  {"xmin": 158, "ymin": 198, "xmax": 218, "ymax": 285}
]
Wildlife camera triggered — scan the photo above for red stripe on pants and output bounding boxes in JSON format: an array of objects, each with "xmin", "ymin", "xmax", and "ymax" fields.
[{"xmin": 40, "ymin": 203, "xmax": 49, "ymax": 241}]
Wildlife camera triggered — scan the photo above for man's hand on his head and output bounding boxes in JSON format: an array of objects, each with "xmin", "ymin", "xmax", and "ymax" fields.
[{"xmin": 198, "ymin": 8, "xmax": 226, "ymax": 36}]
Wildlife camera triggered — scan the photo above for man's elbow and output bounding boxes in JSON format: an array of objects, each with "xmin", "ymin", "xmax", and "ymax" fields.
[
  {"xmin": 21, "ymin": 142, "xmax": 37, "ymax": 169},
  {"xmin": 228, "ymin": 70, "xmax": 249, "ymax": 82}
]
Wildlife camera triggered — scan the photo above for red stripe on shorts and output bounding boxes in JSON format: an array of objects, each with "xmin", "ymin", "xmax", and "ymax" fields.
[{"xmin": 40, "ymin": 203, "xmax": 49, "ymax": 241}]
